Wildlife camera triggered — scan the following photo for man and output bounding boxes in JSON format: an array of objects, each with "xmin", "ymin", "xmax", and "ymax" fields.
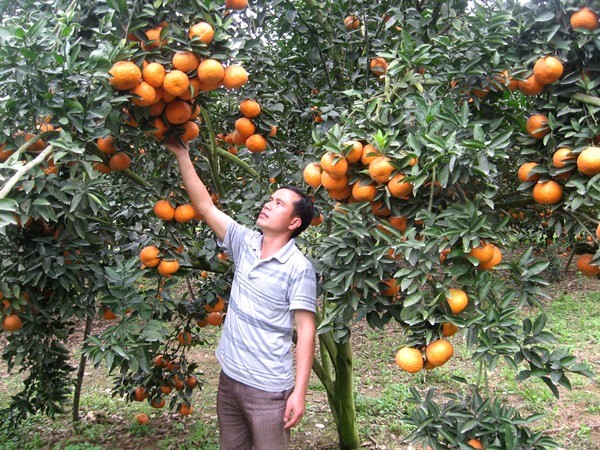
[{"xmin": 165, "ymin": 137, "xmax": 317, "ymax": 450}]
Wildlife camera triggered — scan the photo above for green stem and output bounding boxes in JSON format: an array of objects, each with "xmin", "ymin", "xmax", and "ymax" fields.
[
  {"xmin": 200, "ymin": 108, "xmax": 224, "ymax": 198},
  {"xmin": 215, "ymin": 147, "xmax": 260, "ymax": 178},
  {"xmin": 428, "ymin": 166, "xmax": 436, "ymax": 212},
  {"xmin": 569, "ymin": 92, "xmax": 600, "ymax": 108}
]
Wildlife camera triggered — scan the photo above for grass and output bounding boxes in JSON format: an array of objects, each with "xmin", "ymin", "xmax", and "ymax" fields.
[{"xmin": 0, "ymin": 288, "xmax": 598, "ymax": 449}]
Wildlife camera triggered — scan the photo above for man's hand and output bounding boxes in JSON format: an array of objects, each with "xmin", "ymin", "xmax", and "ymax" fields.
[
  {"xmin": 164, "ymin": 135, "xmax": 189, "ymax": 158},
  {"xmin": 283, "ymin": 390, "xmax": 305, "ymax": 429}
]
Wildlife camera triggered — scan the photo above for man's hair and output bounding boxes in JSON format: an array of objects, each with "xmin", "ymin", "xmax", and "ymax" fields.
[{"xmin": 281, "ymin": 185, "xmax": 314, "ymax": 238}]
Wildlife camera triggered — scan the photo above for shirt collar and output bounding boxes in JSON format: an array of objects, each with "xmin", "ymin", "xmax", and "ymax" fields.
[{"xmin": 250, "ymin": 233, "xmax": 297, "ymax": 263}]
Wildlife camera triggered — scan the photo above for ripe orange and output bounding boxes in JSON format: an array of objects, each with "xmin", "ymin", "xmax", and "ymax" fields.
[
  {"xmin": 144, "ymin": 26, "xmax": 166, "ymax": 50},
  {"xmin": 157, "ymin": 259, "xmax": 179, "ymax": 276},
  {"xmin": 154, "ymin": 200, "xmax": 175, "ymax": 221},
  {"xmin": 109, "ymin": 152, "xmax": 131, "ymax": 171},
  {"xmin": 311, "ymin": 213, "xmax": 324, "ymax": 226},
  {"xmin": 368, "ymin": 156, "xmax": 395, "ymax": 184},
  {"xmin": 389, "ymin": 216, "xmax": 408, "ymax": 233},
  {"xmin": 370, "ymin": 57, "xmax": 388, "ymax": 76},
  {"xmin": 109, "ymin": 61, "xmax": 142, "ymax": 90},
  {"xmin": 343, "ymin": 140, "xmax": 363, "ymax": 163},
  {"xmin": 188, "ymin": 22, "xmax": 215, "ymax": 44},
  {"xmin": 552, "ymin": 147, "xmax": 576, "ymax": 168},
  {"xmin": 526, "ymin": 115, "xmax": 550, "ymax": 140},
  {"xmin": 3, "ymin": 314, "xmax": 23, "ymax": 332},
  {"xmin": 172, "ymin": 51, "xmax": 199, "ymax": 73},
  {"xmin": 0, "ymin": 143, "xmax": 14, "ymax": 162},
  {"xmin": 344, "ymin": 15, "xmax": 360, "ymax": 30},
  {"xmin": 174, "ymin": 204, "xmax": 196, "ymax": 222},
  {"xmin": 150, "ymin": 397, "xmax": 166, "ymax": 409},
  {"xmin": 532, "ymin": 180, "xmax": 562, "ymax": 205},
  {"xmin": 478, "ymin": 245, "xmax": 502, "ymax": 270},
  {"xmin": 130, "ymin": 81, "xmax": 157, "ymax": 107},
  {"xmin": 186, "ymin": 375, "xmax": 198, "ymax": 389},
  {"xmin": 360, "ymin": 144, "xmax": 382, "ymax": 166},
  {"xmin": 328, "ymin": 186, "xmax": 352, "ymax": 201},
  {"xmin": 179, "ymin": 403, "xmax": 194, "ymax": 415},
  {"xmin": 303, "ymin": 162, "xmax": 322, "ymax": 189},
  {"xmin": 163, "ymin": 70, "xmax": 190, "ymax": 97},
  {"xmin": 198, "ymin": 59, "xmax": 225, "ymax": 84},
  {"xmin": 140, "ymin": 245, "xmax": 161, "ymax": 267},
  {"xmin": 206, "ymin": 295, "xmax": 225, "ymax": 313},
  {"xmin": 517, "ymin": 162, "xmax": 541, "ymax": 183},
  {"xmin": 230, "ymin": 131, "xmax": 246, "ymax": 146},
  {"xmin": 576, "ymin": 146, "xmax": 600, "ymax": 176},
  {"xmin": 425, "ymin": 339, "xmax": 454, "ymax": 367},
  {"xmin": 180, "ymin": 121, "xmax": 200, "ymax": 143},
  {"xmin": 94, "ymin": 162, "xmax": 112, "ymax": 174},
  {"xmin": 446, "ymin": 288, "xmax": 468, "ymax": 315},
  {"xmin": 207, "ymin": 311, "xmax": 224, "ymax": 326},
  {"xmin": 239, "ymin": 99, "xmax": 261, "ymax": 118},
  {"xmin": 467, "ymin": 438, "xmax": 484, "ymax": 449},
  {"xmin": 321, "ymin": 152, "xmax": 348, "ymax": 179},
  {"xmin": 102, "ymin": 308, "xmax": 118, "ymax": 320},
  {"xmin": 518, "ymin": 75, "xmax": 544, "ymax": 95},
  {"xmin": 570, "ymin": 7, "xmax": 599, "ymax": 31},
  {"xmin": 152, "ymin": 117, "xmax": 169, "ymax": 140},
  {"xmin": 136, "ymin": 413, "xmax": 149, "ymax": 425},
  {"xmin": 97, "ymin": 136, "xmax": 117, "ymax": 155},
  {"xmin": 442, "ymin": 322, "xmax": 459, "ymax": 337},
  {"xmin": 235, "ymin": 117, "xmax": 256, "ymax": 138},
  {"xmin": 269, "ymin": 125, "xmax": 278, "ymax": 137},
  {"xmin": 133, "ymin": 387, "xmax": 149, "ymax": 401},
  {"xmin": 381, "ymin": 279, "xmax": 399, "ymax": 296},
  {"xmin": 533, "ymin": 56, "xmax": 563, "ymax": 85},
  {"xmin": 395, "ymin": 347, "xmax": 424, "ymax": 373},
  {"xmin": 223, "ymin": 65, "xmax": 248, "ymax": 89},
  {"xmin": 246, "ymin": 134, "xmax": 268, "ymax": 153},
  {"xmin": 469, "ymin": 242, "xmax": 495, "ymax": 263},
  {"xmin": 165, "ymin": 100, "xmax": 192, "ymax": 125},
  {"xmin": 142, "ymin": 62, "xmax": 166, "ymax": 88},
  {"xmin": 371, "ymin": 201, "xmax": 390, "ymax": 217},
  {"xmin": 388, "ymin": 173, "xmax": 413, "ymax": 198},
  {"xmin": 321, "ymin": 172, "xmax": 348, "ymax": 191},
  {"xmin": 149, "ymin": 101, "xmax": 165, "ymax": 117},
  {"xmin": 24, "ymin": 132, "xmax": 46, "ymax": 152},
  {"xmin": 177, "ymin": 331, "xmax": 193, "ymax": 346},
  {"xmin": 576, "ymin": 253, "xmax": 599, "ymax": 276},
  {"xmin": 225, "ymin": 0, "xmax": 248, "ymax": 10},
  {"xmin": 351, "ymin": 182, "xmax": 377, "ymax": 202},
  {"xmin": 597, "ymin": 222, "xmax": 600, "ymax": 240}
]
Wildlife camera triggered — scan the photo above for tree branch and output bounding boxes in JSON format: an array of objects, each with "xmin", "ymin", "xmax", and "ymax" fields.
[{"xmin": 0, "ymin": 146, "xmax": 54, "ymax": 199}]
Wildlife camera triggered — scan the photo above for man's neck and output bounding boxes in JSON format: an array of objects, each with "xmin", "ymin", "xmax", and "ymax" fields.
[{"xmin": 260, "ymin": 233, "xmax": 292, "ymax": 259}]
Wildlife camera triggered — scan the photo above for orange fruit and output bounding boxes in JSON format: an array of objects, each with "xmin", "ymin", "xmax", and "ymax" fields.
[
  {"xmin": 526, "ymin": 115, "xmax": 550, "ymax": 140},
  {"xmin": 174, "ymin": 204, "xmax": 196, "ymax": 222},
  {"xmin": 321, "ymin": 172, "xmax": 348, "ymax": 191},
  {"xmin": 370, "ymin": 57, "xmax": 388, "ymax": 76},
  {"xmin": 552, "ymin": 147, "xmax": 576, "ymax": 168},
  {"xmin": 596, "ymin": 222, "xmax": 600, "ymax": 240},
  {"xmin": 360, "ymin": 144, "xmax": 382, "ymax": 166},
  {"xmin": 109, "ymin": 61, "xmax": 142, "ymax": 90},
  {"xmin": 246, "ymin": 134, "xmax": 268, "ymax": 153},
  {"xmin": 140, "ymin": 245, "xmax": 161, "ymax": 267},
  {"xmin": 188, "ymin": 22, "xmax": 214, "ymax": 44},
  {"xmin": 94, "ymin": 162, "xmax": 112, "ymax": 174},
  {"xmin": 180, "ymin": 121, "xmax": 200, "ymax": 143},
  {"xmin": 239, "ymin": 99, "xmax": 261, "ymax": 118},
  {"xmin": 144, "ymin": 26, "xmax": 166, "ymax": 50},
  {"xmin": 150, "ymin": 397, "xmax": 166, "ymax": 409},
  {"xmin": 197, "ymin": 59, "xmax": 225, "ymax": 84},
  {"xmin": 102, "ymin": 308, "xmax": 118, "ymax": 320},
  {"xmin": 576, "ymin": 146, "xmax": 600, "ymax": 176},
  {"xmin": 533, "ymin": 56, "xmax": 563, "ymax": 85},
  {"xmin": 425, "ymin": 339, "xmax": 454, "ymax": 367},
  {"xmin": 388, "ymin": 173, "xmax": 413, "ymax": 198},
  {"xmin": 163, "ymin": 70, "xmax": 190, "ymax": 97},
  {"xmin": 532, "ymin": 180, "xmax": 562, "ymax": 205},
  {"xmin": 133, "ymin": 387, "xmax": 149, "ymax": 401},
  {"xmin": 570, "ymin": 7, "xmax": 599, "ymax": 31},
  {"xmin": 142, "ymin": 62, "xmax": 166, "ymax": 88},
  {"xmin": 172, "ymin": 51, "xmax": 200, "ymax": 73},
  {"xmin": 223, "ymin": 65, "xmax": 248, "ymax": 89},
  {"xmin": 311, "ymin": 213, "xmax": 324, "ymax": 226},
  {"xmin": 518, "ymin": 75, "xmax": 544, "ymax": 95},
  {"xmin": 368, "ymin": 156, "xmax": 395, "ymax": 184},
  {"xmin": 157, "ymin": 259, "xmax": 179, "ymax": 276},
  {"xmin": 109, "ymin": 152, "xmax": 131, "ymax": 171},
  {"xmin": 136, "ymin": 413, "xmax": 149, "ymax": 425},
  {"xmin": 235, "ymin": 117, "xmax": 256, "ymax": 138},
  {"xmin": 344, "ymin": 15, "xmax": 360, "ymax": 30},
  {"xmin": 395, "ymin": 347, "xmax": 424, "ymax": 373},
  {"xmin": 206, "ymin": 295, "xmax": 225, "ymax": 313},
  {"xmin": 225, "ymin": 0, "xmax": 248, "ymax": 10},
  {"xmin": 178, "ymin": 76, "xmax": 202, "ymax": 101},
  {"xmin": 343, "ymin": 140, "xmax": 363, "ymax": 163},
  {"xmin": 179, "ymin": 403, "xmax": 194, "ymax": 416},
  {"xmin": 0, "ymin": 143, "xmax": 14, "ymax": 162},
  {"xmin": 97, "ymin": 136, "xmax": 117, "ymax": 155},
  {"xmin": 469, "ymin": 242, "xmax": 495, "ymax": 263},
  {"xmin": 303, "ymin": 162, "xmax": 322, "ymax": 189},
  {"xmin": 467, "ymin": 438, "xmax": 484, "ymax": 449},
  {"xmin": 186, "ymin": 376, "xmax": 198, "ymax": 389},
  {"xmin": 381, "ymin": 279, "xmax": 399, "ymax": 296},
  {"xmin": 517, "ymin": 162, "xmax": 541, "ymax": 183},
  {"xmin": 130, "ymin": 81, "xmax": 157, "ymax": 107},
  {"xmin": 177, "ymin": 331, "xmax": 193, "ymax": 345},
  {"xmin": 371, "ymin": 201, "xmax": 390, "ymax": 217},
  {"xmin": 207, "ymin": 311, "xmax": 224, "ymax": 326},
  {"xmin": 3, "ymin": 314, "xmax": 23, "ymax": 332},
  {"xmin": 442, "ymin": 322, "xmax": 459, "ymax": 337},
  {"xmin": 154, "ymin": 200, "xmax": 175, "ymax": 221},
  {"xmin": 321, "ymin": 152, "xmax": 348, "ymax": 179},
  {"xmin": 576, "ymin": 253, "xmax": 599, "ymax": 276},
  {"xmin": 165, "ymin": 100, "xmax": 192, "ymax": 124},
  {"xmin": 351, "ymin": 182, "xmax": 377, "ymax": 202},
  {"xmin": 24, "ymin": 132, "xmax": 45, "ymax": 152},
  {"xmin": 269, "ymin": 125, "xmax": 278, "ymax": 137},
  {"xmin": 446, "ymin": 288, "xmax": 468, "ymax": 315},
  {"xmin": 328, "ymin": 186, "xmax": 352, "ymax": 201},
  {"xmin": 149, "ymin": 101, "xmax": 165, "ymax": 117},
  {"xmin": 152, "ymin": 117, "xmax": 169, "ymax": 140},
  {"xmin": 478, "ymin": 245, "xmax": 502, "ymax": 270},
  {"xmin": 388, "ymin": 216, "xmax": 408, "ymax": 233}
]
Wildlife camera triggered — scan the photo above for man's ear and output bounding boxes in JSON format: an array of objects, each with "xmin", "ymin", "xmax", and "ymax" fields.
[{"xmin": 288, "ymin": 216, "xmax": 302, "ymax": 232}]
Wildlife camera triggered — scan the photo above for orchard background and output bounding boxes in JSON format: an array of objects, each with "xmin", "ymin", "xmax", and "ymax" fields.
[{"xmin": 0, "ymin": 0, "xmax": 598, "ymax": 449}]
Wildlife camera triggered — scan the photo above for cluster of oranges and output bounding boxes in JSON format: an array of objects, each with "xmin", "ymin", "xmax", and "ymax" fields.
[
  {"xmin": 220, "ymin": 99, "xmax": 273, "ymax": 154},
  {"xmin": 139, "ymin": 244, "xmax": 180, "ymax": 277},
  {"xmin": 153, "ymin": 199, "xmax": 198, "ymax": 223},
  {"xmin": 196, "ymin": 294, "xmax": 226, "ymax": 328}
]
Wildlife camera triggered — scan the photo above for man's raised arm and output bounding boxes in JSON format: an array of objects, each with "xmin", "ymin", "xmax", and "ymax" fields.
[{"xmin": 164, "ymin": 137, "xmax": 229, "ymax": 241}]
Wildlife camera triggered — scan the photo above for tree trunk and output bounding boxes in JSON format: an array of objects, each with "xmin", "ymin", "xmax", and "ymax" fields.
[{"xmin": 72, "ymin": 315, "xmax": 93, "ymax": 422}]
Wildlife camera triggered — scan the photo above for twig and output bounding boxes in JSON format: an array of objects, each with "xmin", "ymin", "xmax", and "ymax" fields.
[{"xmin": 0, "ymin": 146, "xmax": 54, "ymax": 199}]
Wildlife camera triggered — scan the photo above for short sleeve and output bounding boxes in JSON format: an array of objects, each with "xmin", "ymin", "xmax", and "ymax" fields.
[
  {"xmin": 217, "ymin": 217, "xmax": 251, "ymax": 264},
  {"xmin": 288, "ymin": 266, "xmax": 318, "ymax": 312}
]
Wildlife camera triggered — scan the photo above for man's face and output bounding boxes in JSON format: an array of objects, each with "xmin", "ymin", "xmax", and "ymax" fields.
[{"xmin": 256, "ymin": 189, "xmax": 301, "ymax": 236}]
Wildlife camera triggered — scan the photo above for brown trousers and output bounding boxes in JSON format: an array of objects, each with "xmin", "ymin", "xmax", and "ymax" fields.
[{"xmin": 217, "ymin": 371, "xmax": 293, "ymax": 450}]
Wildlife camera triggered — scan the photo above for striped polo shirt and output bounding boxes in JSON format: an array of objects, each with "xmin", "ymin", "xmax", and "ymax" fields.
[{"xmin": 216, "ymin": 217, "xmax": 317, "ymax": 392}]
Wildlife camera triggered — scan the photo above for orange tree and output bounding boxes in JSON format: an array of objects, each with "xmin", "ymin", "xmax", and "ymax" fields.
[{"xmin": 0, "ymin": 0, "xmax": 598, "ymax": 449}]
